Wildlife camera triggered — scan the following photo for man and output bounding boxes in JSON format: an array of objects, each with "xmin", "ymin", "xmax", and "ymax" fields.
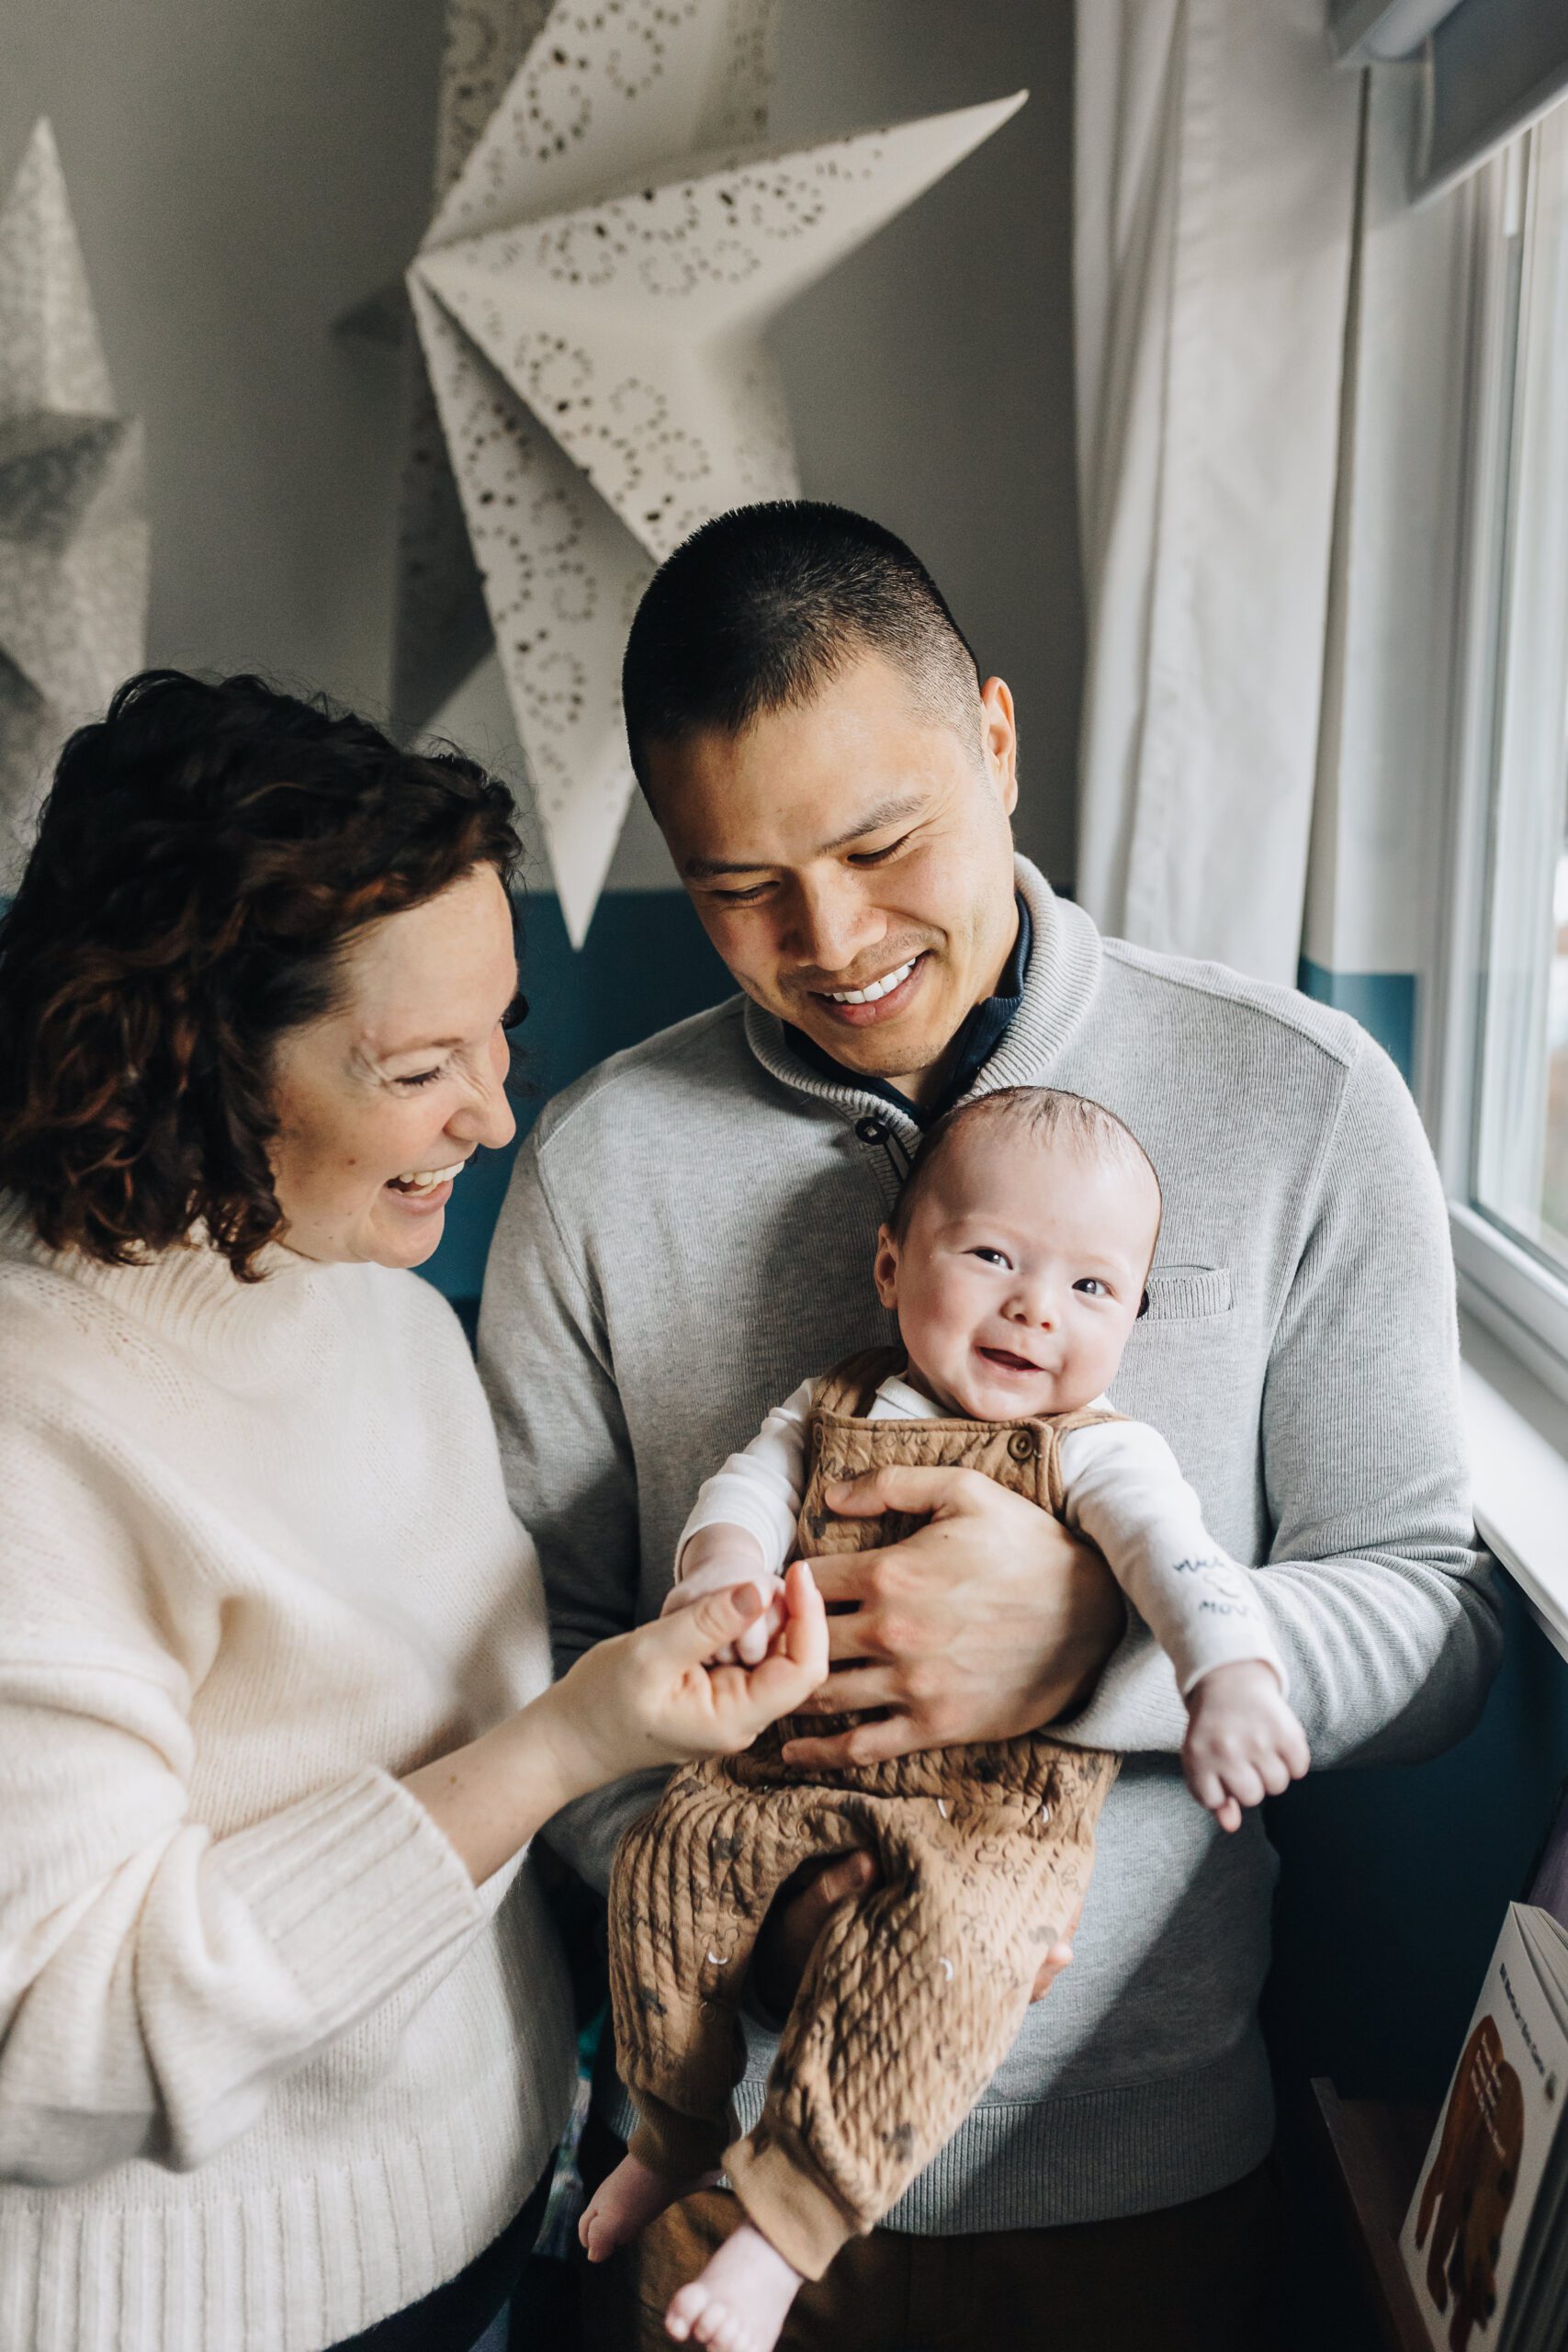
[{"xmin": 479, "ymin": 503, "xmax": 1497, "ymax": 2349}]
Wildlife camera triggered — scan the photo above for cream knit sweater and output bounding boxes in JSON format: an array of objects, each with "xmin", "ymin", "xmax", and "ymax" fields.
[{"xmin": 0, "ymin": 1207, "xmax": 576, "ymax": 2352}]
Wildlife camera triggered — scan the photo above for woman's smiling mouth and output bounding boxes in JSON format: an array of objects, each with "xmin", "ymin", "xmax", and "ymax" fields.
[{"xmin": 385, "ymin": 1159, "xmax": 469, "ymax": 1213}]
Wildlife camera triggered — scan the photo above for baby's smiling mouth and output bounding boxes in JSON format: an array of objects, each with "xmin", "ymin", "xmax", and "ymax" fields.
[{"xmin": 976, "ymin": 1345, "xmax": 1045, "ymax": 1374}]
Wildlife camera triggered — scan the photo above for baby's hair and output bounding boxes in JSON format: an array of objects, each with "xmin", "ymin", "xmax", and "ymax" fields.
[{"xmin": 889, "ymin": 1088, "xmax": 1163, "ymax": 1277}]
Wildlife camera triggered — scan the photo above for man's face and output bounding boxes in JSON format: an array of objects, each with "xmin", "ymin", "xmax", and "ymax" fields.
[{"xmin": 645, "ymin": 652, "xmax": 1021, "ymax": 1102}]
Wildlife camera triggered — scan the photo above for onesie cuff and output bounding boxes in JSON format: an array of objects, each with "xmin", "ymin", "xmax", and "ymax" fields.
[
  {"xmin": 1171, "ymin": 1618, "xmax": 1291, "ymax": 1701},
  {"xmin": 726, "ymin": 2117, "xmax": 862, "ymax": 2279}
]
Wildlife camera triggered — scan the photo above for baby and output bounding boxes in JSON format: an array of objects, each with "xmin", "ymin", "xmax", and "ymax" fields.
[{"xmin": 581, "ymin": 1086, "xmax": 1309, "ymax": 2352}]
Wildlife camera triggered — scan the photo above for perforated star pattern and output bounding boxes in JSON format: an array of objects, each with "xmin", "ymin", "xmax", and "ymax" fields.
[
  {"xmin": 401, "ymin": 0, "xmax": 1024, "ymax": 943},
  {"xmin": 0, "ymin": 121, "xmax": 150, "ymax": 891}
]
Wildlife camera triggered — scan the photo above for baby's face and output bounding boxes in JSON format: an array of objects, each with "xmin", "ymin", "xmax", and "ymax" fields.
[{"xmin": 874, "ymin": 1125, "xmax": 1159, "ymax": 1421}]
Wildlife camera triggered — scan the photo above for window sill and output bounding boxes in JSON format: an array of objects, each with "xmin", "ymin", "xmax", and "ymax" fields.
[{"xmin": 1460, "ymin": 1308, "xmax": 1568, "ymax": 1667}]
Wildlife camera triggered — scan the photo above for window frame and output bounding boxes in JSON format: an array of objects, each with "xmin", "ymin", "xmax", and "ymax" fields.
[{"xmin": 1427, "ymin": 129, "xmax": 1568, "ymax": 1407}]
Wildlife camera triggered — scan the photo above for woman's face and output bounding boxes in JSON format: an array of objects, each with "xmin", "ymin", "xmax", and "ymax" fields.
[{"xmin": 268, "ymin": 864, "xmax": 519, "ymax": 1270}]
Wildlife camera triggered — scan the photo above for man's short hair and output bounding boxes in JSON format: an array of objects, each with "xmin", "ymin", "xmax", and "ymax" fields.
[
  {"xmin": 621, "ymin": 500, "xmax": 983, "ymax": 792},
  {"xmin": 890, "ymin": 1087, "xmax": 1164, "ymax": 1283}
]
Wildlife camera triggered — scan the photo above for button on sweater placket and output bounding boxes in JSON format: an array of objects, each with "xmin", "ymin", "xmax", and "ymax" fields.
[{"xmin": 852, "ymin": 1114, "xmax": 913, "ymax": 1206}]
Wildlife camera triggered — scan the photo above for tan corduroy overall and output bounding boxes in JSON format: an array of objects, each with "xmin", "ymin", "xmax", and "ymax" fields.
[{"xmin": 608, "ymin": 1350, "xmax": 1122, "ymax": 2280}]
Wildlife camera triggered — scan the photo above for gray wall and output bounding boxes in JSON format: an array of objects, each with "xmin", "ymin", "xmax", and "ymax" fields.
[{"xmin": 4, "ymin": 0, "xmax": 1081, "ymax": 894}]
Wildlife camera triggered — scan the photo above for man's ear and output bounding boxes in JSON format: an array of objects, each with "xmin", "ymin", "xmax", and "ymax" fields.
[
  {"xmin": 873, "ymin": 1225, "xmax": 900, "ymax": 1310},
  {"xmin": 979, "ymin": 676, "xmax": 1019, "ymax": 817}
]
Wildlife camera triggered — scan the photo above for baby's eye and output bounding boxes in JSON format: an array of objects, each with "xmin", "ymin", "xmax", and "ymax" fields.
[
  {"xmin": 969, "ymin": 1247, "xmax": 1011, "ymax": 1269},
  {"xmin": 1074, "ymin": 1277, "xmax": 1111, "ymax": 1298}
]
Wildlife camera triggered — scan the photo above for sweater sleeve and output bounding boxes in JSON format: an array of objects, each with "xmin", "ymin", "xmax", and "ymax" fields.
[
  {"xmin": 0, "ymin": 1414, "xmax": 485, "ymax": 2188},
  {"xmin": 1053, "ymin": 1036, "xmax": 1502, "ymax": 1760},
  {"xmin": 1056, "ymin": 1419, "xmax": 1288, "ymax": 1695},
  {"xmin": 478, "ymin": 1131, "xmax": 666, "ymax": 1894},
  {"xmin": 674, "ymin": 1380, "xmax": 814, "ymax": 1578}
]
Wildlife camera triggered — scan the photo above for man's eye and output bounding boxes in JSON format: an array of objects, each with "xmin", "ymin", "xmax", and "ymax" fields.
[
  {"xmin": 1074, "ymin": 1277, "xmax": 1111, "ymax": 1297},
  {"xmin": 713, "ymin": 882, "xmax": 771, "ymax": 906},
  {"xmin": 970, "ymin": 1247, "xmax": 1010, "ymax": 1268},
  {"xmin": 848, "ymin": 832, "xmax": 912, "ymax": 867}
]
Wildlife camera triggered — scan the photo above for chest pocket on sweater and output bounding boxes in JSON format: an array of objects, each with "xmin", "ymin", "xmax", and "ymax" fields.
[{"xmin": 1143, "ymin": 1265, "xmax": 1233, "ymax": 1322}]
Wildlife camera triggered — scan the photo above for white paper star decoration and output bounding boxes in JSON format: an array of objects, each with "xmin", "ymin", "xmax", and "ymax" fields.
[
  {"xmin": 0, "ymin": 121, "xmax": 150, "ymax": 891},
  {"xmin": 400, "ymin": 0, "xmax": 1025, "ymax": 944}
]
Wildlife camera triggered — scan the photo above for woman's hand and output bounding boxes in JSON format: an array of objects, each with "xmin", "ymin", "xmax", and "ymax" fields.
[
  {"xmin": 548, "ymin": 1558, "xmax": 827, "ymax": 1790},
  {"xmin": 662, "ymin": 1532, "xmax": 790, "ymax": 1667},
  {"xmin": 404, "ymin": 1563, "xmax": 828, "ymax": 1886},
  {"xmin": 783, "ymin": 1464, "xmax": 1124, "ymax": 1770}
]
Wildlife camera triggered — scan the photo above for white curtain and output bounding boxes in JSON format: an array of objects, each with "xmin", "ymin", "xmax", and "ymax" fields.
[{"xmin": 1073, "ymin": 0, "xmax": 1364, "ymax": 984}]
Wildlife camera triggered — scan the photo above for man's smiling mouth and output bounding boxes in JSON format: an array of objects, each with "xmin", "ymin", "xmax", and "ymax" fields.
[
  {"xmin": 821, "ymin": 956, "xmax": 918, "ymax": 1005},
  {"xmin": 808, "ymin": 953, "xmax": 929, "ymax": 1023}
]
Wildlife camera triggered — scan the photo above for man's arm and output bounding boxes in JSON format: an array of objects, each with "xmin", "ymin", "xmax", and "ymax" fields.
[
  {"xmin": 1054, "ymin": 1035, "xmax": 1502, "ymax": 1762},
  {"xmin": 477, "ymin": 1133, "xmax": 662, "ymax": 1894}
]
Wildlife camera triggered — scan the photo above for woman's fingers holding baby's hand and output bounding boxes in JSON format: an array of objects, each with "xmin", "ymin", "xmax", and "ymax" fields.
[
  {"xmin": 587, "ymin": 1568, "xmax": 829, "ymax": 1774},
  {"xmin": 672, "ymin": 1566, "xmax": 829, "ymax": 1749},
  {"xmin": 745, "ymin": 1563, "xmax": 829, "ymax": 1702},
  {"xmin": 733, "ymin": 1582, "xmax": 790, "ymax": 1666}
]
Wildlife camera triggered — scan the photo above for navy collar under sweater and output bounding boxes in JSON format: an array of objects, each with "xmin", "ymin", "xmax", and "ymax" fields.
[
  {"xmin": 783, "ymin": 897, "xmax": 1032, "ymax": 1131},
  {"xmin": 754, "ymin": 862, "xmax": 1102, "ymax": 1141}
]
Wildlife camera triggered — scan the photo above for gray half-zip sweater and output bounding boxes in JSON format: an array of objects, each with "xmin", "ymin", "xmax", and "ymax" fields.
[{"xmin": 478, "ymin": 858, "xmax": 1500, "ymax": 2231}]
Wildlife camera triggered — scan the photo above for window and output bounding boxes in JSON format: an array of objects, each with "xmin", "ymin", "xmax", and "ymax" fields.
[
  {"xmin": 1472, "ymin": 107, "xmax": 1568, "ymax": 1264},
  {"xmin": 1439, "ymin": 103, "xmax": 1568, "ymax": 1391}
]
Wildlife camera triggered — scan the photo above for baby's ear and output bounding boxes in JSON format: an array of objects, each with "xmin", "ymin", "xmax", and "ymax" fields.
[{"xmin": 873, "ymin": 1224, "xmax": 899, "ymax": 1309}]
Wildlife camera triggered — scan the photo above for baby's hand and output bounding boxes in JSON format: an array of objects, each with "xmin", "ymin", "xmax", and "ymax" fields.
[
  {"xmin": 662, "ymin": 1551, "xmax": 788, "ymax": 1667},
  {"xmin": 1182, "ymin": 1660, "xmax": 1310, "ymax": 1832}
]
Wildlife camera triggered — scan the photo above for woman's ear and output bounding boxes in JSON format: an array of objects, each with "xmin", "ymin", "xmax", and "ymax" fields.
[{"xmin": 873, "ymin": 1224, "xmax": 899, "ymax": 1310}]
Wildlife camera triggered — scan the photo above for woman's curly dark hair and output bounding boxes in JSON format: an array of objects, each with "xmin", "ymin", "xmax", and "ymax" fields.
[{"xmin": 0, "ymin": 670, "xmax": 523, "ymax": 1280}]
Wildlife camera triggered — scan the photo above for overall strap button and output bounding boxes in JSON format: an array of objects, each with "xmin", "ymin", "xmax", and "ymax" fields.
[{"xmin": 1008, "ymin": 1430, "xmax": 1036, "ymax": 1462}]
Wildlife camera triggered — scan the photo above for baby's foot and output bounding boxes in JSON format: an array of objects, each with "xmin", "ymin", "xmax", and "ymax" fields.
[
  {"xmin": 664, "ymin": 2221, "xmax": 803, "ymax": 2350},
  {"xmin": 579, "ymin": 2152, "xmax": 719, "ymax": 2263}
]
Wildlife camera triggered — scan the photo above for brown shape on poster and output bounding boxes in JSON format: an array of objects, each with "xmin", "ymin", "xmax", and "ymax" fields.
[{"xmin": 1414, "ymin": 2013, "xmax": 1526, "ymax": 2352}]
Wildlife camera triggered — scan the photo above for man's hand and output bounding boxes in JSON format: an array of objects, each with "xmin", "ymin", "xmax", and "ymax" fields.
[
  {"xmin": 750, "ymin": 1849, "xmax": 881, "ymax": 2018},
  {"xmin": 781, "ymin": 1464, "xmax": 1124, "ymax": 1770},
  {"xmin": 750, "ymin": 1853, "xmax": 1086, "ymax": 2015}
]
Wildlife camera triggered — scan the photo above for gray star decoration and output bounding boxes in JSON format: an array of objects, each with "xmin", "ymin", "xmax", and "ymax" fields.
[
  {"xmin": 0, "ymin": 121, "xmax": 150, "ymax": 891},
  {"xmin": 400, "ymin": 0, "xmax": 1024, "ymax": 944}
]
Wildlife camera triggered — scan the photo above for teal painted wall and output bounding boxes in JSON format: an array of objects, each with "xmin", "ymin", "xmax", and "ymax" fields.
[
  {"xmin": 1298, "ymin": 955, "xmax": 1416, "ymax": 1084},
  {"xmin": 1264, "ymin": 1579, "xmax": 1568, "ymax": 2099}
]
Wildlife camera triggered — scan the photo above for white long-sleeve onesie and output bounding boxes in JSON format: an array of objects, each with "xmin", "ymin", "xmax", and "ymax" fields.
[{"xmin": 678, "ymin": 1371, "xmax": 1287, "ymax": 1698}]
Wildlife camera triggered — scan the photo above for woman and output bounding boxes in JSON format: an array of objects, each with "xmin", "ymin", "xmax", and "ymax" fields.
[{"xmin": 0, "ymin": 671, "xmax": 826, "ymax": 2352}]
